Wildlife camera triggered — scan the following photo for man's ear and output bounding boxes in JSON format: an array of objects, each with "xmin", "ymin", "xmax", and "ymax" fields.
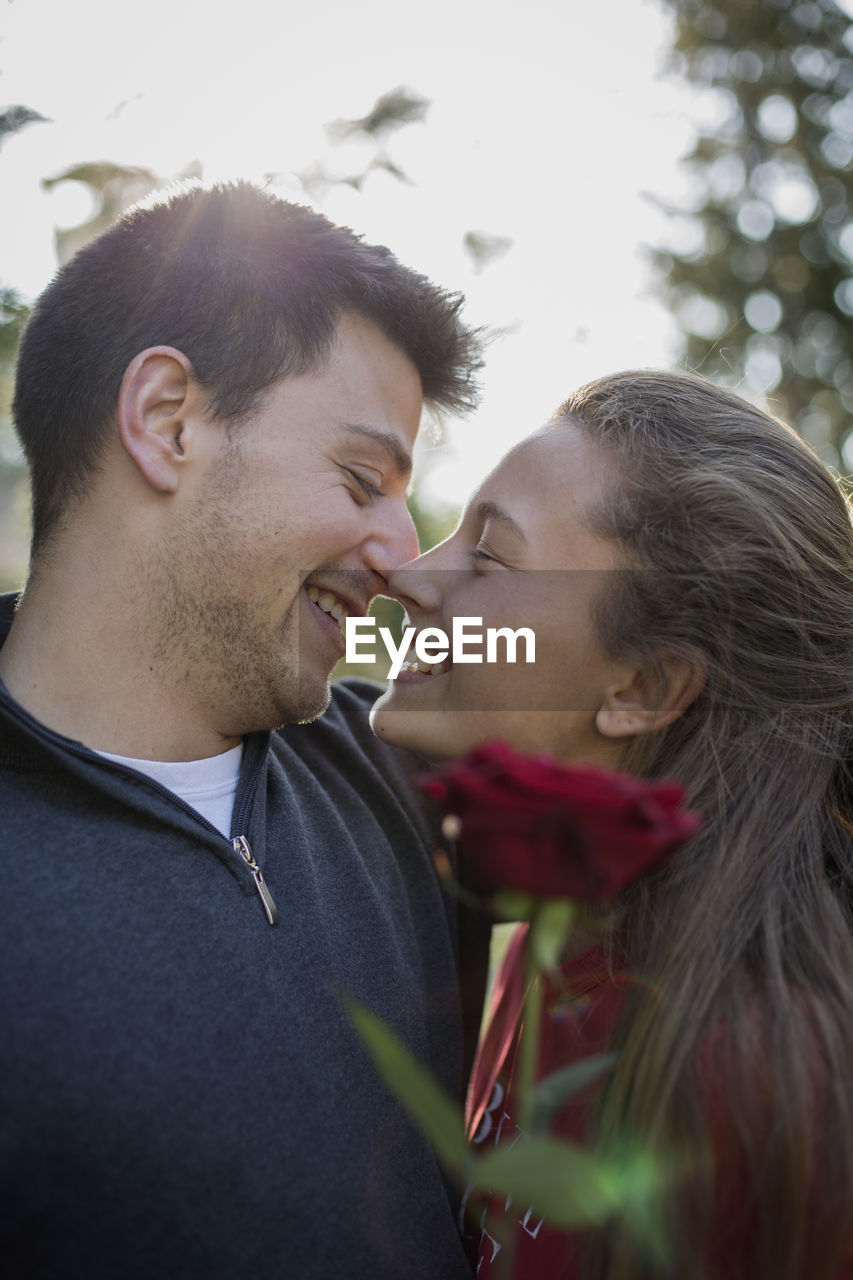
[
  {"xmin": 595, "ymin": 648, "xmax": 707, "ymax": 740},
  {"xmin": 116, "ymin": 347, "xmax": 205, "ymax": 493}
]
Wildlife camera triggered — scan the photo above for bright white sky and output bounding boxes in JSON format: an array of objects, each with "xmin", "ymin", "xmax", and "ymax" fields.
[{"xmin": 0, "ymin": 0, "xmax": 698, "ymax": 512}]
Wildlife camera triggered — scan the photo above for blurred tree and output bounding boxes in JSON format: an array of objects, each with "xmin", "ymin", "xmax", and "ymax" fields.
[
  {"xmin": 327, "ymin": 86, "xmax": 431, "ymax": 140},
  {"xmin": 293, "ymin": 86, "xmax": 429, "ymax": 198},
  {"xmin": 0, "ymin": 287, "xmax": 29, "ymax": 362},
  {"xmin": 463, "ymin": 229, "xmax": 514, "ymax": 273},
  {"xmin": 0, "ymin": 104, "xmax": 48, "ymax": 148},
  {"xmin": 0, "ymin": 96, "xmax": 47, "ymax": 587},
  {"xmin": 0, "ymin": 287, "xmax": 32, "ymax": 589},
  {"xmin": 655, "ymin": 0, "xmax": 853, "ymax": 470},
  {"xmin": 42, "ymin": 161, "xmax": 165, "ymax": 264},
  {"xmin": 406, "ymin": 479, "xmax": 459, "ymax": 554}
]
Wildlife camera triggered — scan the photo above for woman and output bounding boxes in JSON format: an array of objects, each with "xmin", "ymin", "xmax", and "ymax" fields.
[{"xmin": 370, "ymin": 369, "xmax": 853, "ymax": 1280}]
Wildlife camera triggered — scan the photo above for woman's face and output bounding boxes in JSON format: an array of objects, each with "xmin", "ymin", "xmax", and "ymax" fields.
[{"xmin": 370, "ymin": 421, "xmax": 633, "ymax": 763}]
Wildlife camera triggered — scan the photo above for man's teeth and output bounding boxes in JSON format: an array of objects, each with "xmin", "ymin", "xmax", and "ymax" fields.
[{"xmin": 306, "ymin": 585, "xmax": 348, "ymax": 636}]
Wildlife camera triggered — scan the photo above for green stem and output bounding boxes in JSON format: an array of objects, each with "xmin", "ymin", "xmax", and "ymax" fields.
[
  {"xmin": 489, "ymin": 1204, "xmax": 515, "ymax": 1280},
  {"xmin": 494, "ymin": 918, "xmax": 544, "ymax": 1280},
  {"xmin": 517, "ymin": 918, "xmax": 543, "ymax": 1134}
]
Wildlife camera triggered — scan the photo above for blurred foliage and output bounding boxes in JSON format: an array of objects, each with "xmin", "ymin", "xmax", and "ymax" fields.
[
  {"xmin": 291, "ymin": 86, "xmax": 429, "ymax": 198},
  {"xmin": 326, "ymin": 86, "xmax": 430, "ymax": 141},
  {"xmin": 0, "ymin": 288, "xmax": 32, "ymax": 590},
  {"xmin": 0, "ymin": 104, "xmax": 48, "ymax": 148},
  {"xmin": 655, "ymin": 0, "xmax": 853, "ymax": 470},
  {"xmin": 463, "ymin": 229, "xmax": 515, "ymax": 273},
  {"xmin": 0, "ymin": 287, "xmax": 30, "ymax": 362},
  {"xmin": 0, "ymin": 98, "xmax": 48, "ymax": 588},
  {"xmin": 43, "ymin": 161, "xmax": 164, "ymax": 265},
  {"xmin": 406, "ymin": 480, "xmax": 459, "ymax": 554}
]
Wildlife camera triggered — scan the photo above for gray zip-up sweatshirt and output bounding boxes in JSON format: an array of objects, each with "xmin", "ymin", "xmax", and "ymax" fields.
[{"xmin": 0, "ymin": 593, "xmax": 472, "ymax": 1279}]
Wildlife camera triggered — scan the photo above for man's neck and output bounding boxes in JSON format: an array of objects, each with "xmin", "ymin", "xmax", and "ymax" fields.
[{"xmin": 0, "ymin": 557, "xmax": 241, "ymax": 762}]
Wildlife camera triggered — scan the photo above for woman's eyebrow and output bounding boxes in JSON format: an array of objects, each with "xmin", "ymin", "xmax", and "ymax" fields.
[
  {"xmin": 476, "ymin": 499, "xmax": 527, "ymax": 542},
  {"xmin": 343, "ymin": 422, "xmax": 413, "ymax": 481}
]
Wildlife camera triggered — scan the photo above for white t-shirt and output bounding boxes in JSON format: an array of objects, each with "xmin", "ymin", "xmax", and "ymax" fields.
[{"xmin": 96, "ymin": 743, "xmax": 244, "ymax": 838}]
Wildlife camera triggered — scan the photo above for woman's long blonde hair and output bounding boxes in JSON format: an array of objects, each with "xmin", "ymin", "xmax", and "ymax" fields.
[{"xmin": 560, "ymin": 370, "xmax": 853, "ymax": 1279}]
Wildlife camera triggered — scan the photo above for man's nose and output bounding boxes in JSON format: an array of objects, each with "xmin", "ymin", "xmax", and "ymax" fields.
[{"xmin": 361, "ymin": 498, "xmax": 420, "ymax": 585}]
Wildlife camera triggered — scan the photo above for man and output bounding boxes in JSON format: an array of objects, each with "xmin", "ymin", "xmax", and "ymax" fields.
[{"xmin": 0, "ymin": 182, "xmax": 483, "ymax": 1278}]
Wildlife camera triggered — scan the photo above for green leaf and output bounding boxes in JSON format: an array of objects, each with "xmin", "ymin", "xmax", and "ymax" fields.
[
  {"xmin": 341, "ymin": 992, "xmax": 469, "ymax": 1178},
  {"xmin": 597, "ymin": 1146, "xmax": 660, "ymax": 1204},
  {"xmin": 471, "ymin": 1134, "xmax": 613, "ymax": 1229},
  {"xmin": 597, "ymin": 1146, "xmax": 668, "ymax": 1264},
  {"xmin": 530, "ymin": 1052, "xmax": 618, "ymax": 1132},
  {"xmin": 491, "ymin": 890, "xmax": 537, "ymax": 921},
  {"xmin": 529, "ymin": 899, "xmax": 577, "ymax": 973}
]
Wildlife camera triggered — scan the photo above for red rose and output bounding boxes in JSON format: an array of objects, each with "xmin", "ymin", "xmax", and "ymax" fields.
[{"xmin": 419, "ymin": 742, "xmax": 701, "ymax": 903}]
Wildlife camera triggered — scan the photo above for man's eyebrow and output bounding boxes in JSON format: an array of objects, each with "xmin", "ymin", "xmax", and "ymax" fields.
[
  {"xmin": 343, "ymin": 422, "xmax": 413, "ymax": 479},
  {"xmin": 476, "ymin": 499, "xmax": 527, "ymax": 542}
]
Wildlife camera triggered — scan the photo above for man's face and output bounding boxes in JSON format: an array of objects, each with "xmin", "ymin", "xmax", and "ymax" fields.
[{"xmin": 157, "ymin": 313, "xmax": 422, "ymax": 737}]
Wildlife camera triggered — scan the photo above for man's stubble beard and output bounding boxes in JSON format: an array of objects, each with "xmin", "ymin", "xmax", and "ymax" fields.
[
  {"xmin": 147, "ymin": 459, "xmax": 331, "ymax": 737},
  {"xmin": 154, "ymin": 573, "xmax": 330, "ymax": 736}
]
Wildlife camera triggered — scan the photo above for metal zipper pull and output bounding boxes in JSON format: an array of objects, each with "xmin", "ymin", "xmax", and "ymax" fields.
[{"xmin": 232, "ymin": 835, "xmax": 279, "ymax": 926}]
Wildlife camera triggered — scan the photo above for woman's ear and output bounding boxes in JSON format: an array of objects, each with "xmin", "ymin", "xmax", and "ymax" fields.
[
  {"xmin": 116, "ymin": 346, "xmax": 204, "ymax": 493},
  {"xmin": 595, "ymin": 648, "xmax": 707, "ymax": 740}
]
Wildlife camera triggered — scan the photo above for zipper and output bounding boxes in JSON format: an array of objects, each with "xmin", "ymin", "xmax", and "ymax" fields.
[
  {"xmin": 231, "ymin": 743, "xmax": 266, "ymax": 836},
  {"xmin": 232, "ymin": 835, "xmax": 279, "ymax": 926},
  {"xmin": 0, "ymin": 691, "xmax": 279, "ymax": 926}
]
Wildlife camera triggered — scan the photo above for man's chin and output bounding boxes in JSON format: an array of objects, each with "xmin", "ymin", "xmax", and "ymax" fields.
[
  {"xmin": 269, "ymin": 656, "xmax": 335, "ymax": 729},
  {"xmin": 287, "ymin": 675, "xmax": 333, "ymax": 727},
  {"xmin": 225, "ymin": 676, "xmax": 333, "ymax": 737}
]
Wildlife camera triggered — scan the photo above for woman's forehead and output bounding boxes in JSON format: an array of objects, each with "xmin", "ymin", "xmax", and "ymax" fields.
[{"xmin": 484, "ymin": 421, "xmax": 614, "ymax": 506}]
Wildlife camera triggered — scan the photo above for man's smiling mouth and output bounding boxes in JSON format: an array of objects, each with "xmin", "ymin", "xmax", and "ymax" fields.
[{"xmin": 305, "ymin": 585, "xmax": 350, "ymax": 637}]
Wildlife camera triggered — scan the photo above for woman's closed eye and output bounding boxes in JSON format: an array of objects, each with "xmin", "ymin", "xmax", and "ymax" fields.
[{"xmin": 471, "ymin": 542, "xmax": 503, "ymax": 567}]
